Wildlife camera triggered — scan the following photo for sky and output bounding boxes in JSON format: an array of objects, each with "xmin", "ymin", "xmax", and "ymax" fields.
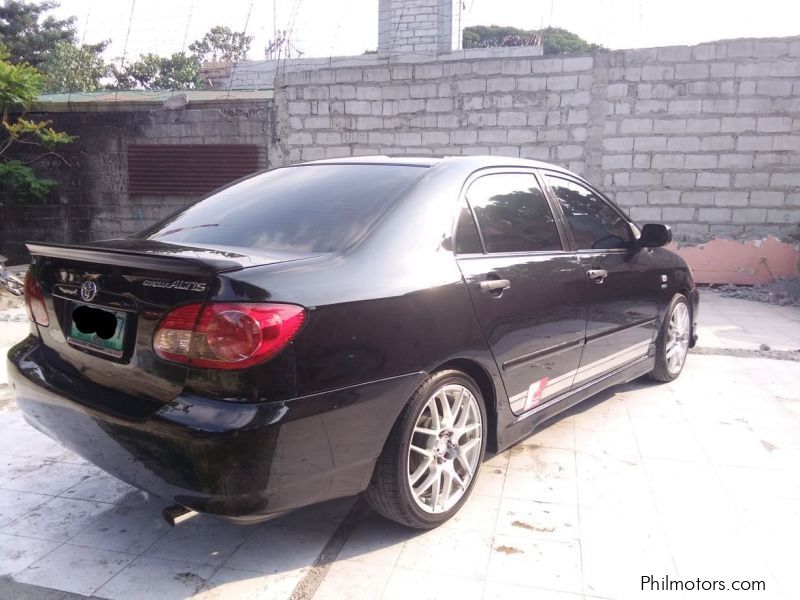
[{"xmin": 47, "ymin": 0, "xmax": 800, "ymax": 63}]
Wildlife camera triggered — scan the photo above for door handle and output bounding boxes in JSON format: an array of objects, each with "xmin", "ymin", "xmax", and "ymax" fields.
[
  {"xmin": 479, "ymin": 279, "xmax": 511, "ymax": 293},
  {"xmin": 587, "ymin": 269, "xmax": 608, "ymax": 284}
]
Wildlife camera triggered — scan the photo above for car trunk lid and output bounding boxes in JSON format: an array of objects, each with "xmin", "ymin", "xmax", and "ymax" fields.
[{"xmin": 25, "ymin": 240, "xmax": 315, "ymax": 404}]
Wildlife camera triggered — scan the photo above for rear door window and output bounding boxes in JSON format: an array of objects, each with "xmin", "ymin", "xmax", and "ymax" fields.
[
  {"xmin": 454, "ymin": 200, "xmax": 483, "ymax": 254},
  {"xmin": 545, "ymin": 176, "xmax": 632, "ymax": 250},
  {"xmin": 139, "ymin": 164, "xmax": 426, "ymax": 253},
  {"xmin": 466, "ymin": 173, "xmax": 562, "ymax": 254}
]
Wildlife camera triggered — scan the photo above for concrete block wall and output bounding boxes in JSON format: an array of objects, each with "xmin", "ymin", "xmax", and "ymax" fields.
[
  {"xmin": 0, "ymin": 102, "xmax": 271, "ymax": 263},
  {"xmin": 599, "ymin": 40, "xmax": 800, "ymax": 243},
  {"xmin": 267, "ymin": 36, "xmax": 800, "ymax": 249},
  {"xmin": 378, "ymin": 0, "xmax": 460, "ymax": 54}
]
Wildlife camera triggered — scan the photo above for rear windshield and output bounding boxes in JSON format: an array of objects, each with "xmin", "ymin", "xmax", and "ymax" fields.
[{"xmin": 138, "ymin": 164, "xmax": 426, "ymax": 253}]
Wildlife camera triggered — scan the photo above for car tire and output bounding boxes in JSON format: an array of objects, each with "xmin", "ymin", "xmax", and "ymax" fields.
[
  {"xmin": 365, "ymin": 369, "xmax": 487, "ymax": 529},
  {"xmin": 649, "ymin": 294, "xmax": 691, "ymax": 382}
]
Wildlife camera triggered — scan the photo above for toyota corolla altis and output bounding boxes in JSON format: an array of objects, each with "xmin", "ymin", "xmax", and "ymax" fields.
[{"xmin": 7, "ymin": 156, "xmax": 698, "ymax": 528}]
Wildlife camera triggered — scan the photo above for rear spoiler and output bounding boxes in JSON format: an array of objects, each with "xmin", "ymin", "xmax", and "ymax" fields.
[{"xmin": 26, "ymin": 241, "xmax": 246, "ymax": 275}]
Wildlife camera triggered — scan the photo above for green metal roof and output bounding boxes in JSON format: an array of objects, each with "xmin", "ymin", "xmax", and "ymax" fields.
[{"xmin": 31, "ymin": 89, "xmax": 273, "ymax": 112}]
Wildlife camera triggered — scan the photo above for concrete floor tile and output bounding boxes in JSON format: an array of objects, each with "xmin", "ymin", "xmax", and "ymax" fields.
[
  {"xmin": 440, "ymin": 492, "xmax": 500, "ymax": 534},
  {"xmin": 736, "ymin": 497, "xmax": 800, "ymax": 536},
  {"xmin": 94, "ymin": 556, "xmax": 216, "ymax": 600},
  {"xmin": 494, "ymin": 498, "xmax": 579, "ymax": 542},
  {"xmin": 195, "ymin": 567, "xmax": 302, "ymax": 600},
  {"xmin": 483, "ymin": 451, "xmax": 510, "ymax": 470},
  {"xmin": 70, "ymin": 504, "xmax": 171, "ymax": 554},
  {"xmin": 631, "ymin": 419, "xmax": 707, "ymax": 462},
  {"xmin": 582, "ymin": 541, "xmax": 677, "ymax": 600},
  {"xmin": 716, "ymin": 464, "xmax": 800, "ymax": 501},
  {"xmin": 311, "ymin": 558, "xmax": 393, "ymax": 600},
  {"xmin": 337, "ymin": 513, "xmax": 412, "ymax": 566},
  {"xmin": 2, "ymin": 461, "xmax": 99, "ymax": 496},
  {"xmin": 1, "ymin": 496, "xmax": 114, "ymax": 542},
  {"xmin": 395, "ymin": 528, "xmax": 493, "ymax": 578},
  {"xmin": 483, "ymin": 581, "xmax": 585, "ymax": 600},
  {"xmin": 15, "ymin": 543, "xmax": 135, "ymax": 596},
  {"xmin": 507, "ymin": 446, "xmax": 576, "ymax": 477},
  {"xmin": 146, "ymin": 514, "xmax": 254, "ymax": 567},
  {"xmin": 59, "ymin": 471, "xmax": 138, "ymax": 504},
  {"xmin": 503, "ymin": 467, "xmax": 578, "ymax": 505},
  {"xmin": 523, "ymin": 417, "xmax": 574, "ymax": 451},
  {"xmin": 668, "ymin": 532, "xmax": 782, "ymax": 599},
  {"xmin": 573, "ymin": 426, "xmax": 640, "ymax": 461},
  {"xmin": 578, "ymin": 505, "xmax": 663, "ymax": 547},
  {"xmin": 0, "ymin": 532, "xmax": 60, "ymax": 576},
  {"xmin": 0, "ymin": 427, "xmax": 65, "ymax": 461},
  {"xmin": 575, "ymin": 452, "xmax": 651, "ymax": 509},
  {"xmin": 0, "ymin": 489, "xmax": 51, "ymax": 528},
  {"xmin": 645, "ymin": 460, "xmax": 742, "ymax": 542},
  {"xmin": 382, "ymin": 567, "xmax": 484, "ymax": 600},
  {"xmin": 487, "ymin": 535, "xmax": 581, "ymax": 594},
  {"xmin": 0, "ymin": 454, "xmax": 42, "ymax": 487},
  {"xmin": 269, "ymin": 496, "xmax": 354, "ymax": 535},
  {"xmin": 570, "ymin": 396, "xmax": 629, "ymax": 432},
  {"xmin": 472, "ymin": 465, "xmax": 507, "ymax": 498},
  {"xmin": 224, "ymin": 523, "xmax": 332, "ymax": 574}
]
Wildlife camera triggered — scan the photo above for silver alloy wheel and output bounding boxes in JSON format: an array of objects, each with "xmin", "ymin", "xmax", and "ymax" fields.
[
  {"xmin": 407, "ymin": 384, "xmax": 483, "ymax": 514},
  {"xmin": 666, "ymin": 302, "xmax": 690, "ymax": 375}
]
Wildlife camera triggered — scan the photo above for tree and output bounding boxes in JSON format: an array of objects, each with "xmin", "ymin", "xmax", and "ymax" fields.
[
  {"xmin": 0, "ymin": 46, "xmax": 75, "ymax": 204},
  {"xmin": 0, "ymin": 0, "xmax": 77, "ymax": 68},
  {"xmin": 112, "ymin": 52, "xmax": 201, "ymax": 91},
  {"xmin": 462, "ymin": 25, "xmax": 603, "ymax": 55},
  {"xmin": 40, "ymin": 41, "xmax": 109, "ymax": 93},
  {"xmin": 539, "ymin": 27, "xmax": 604, "ymax": 56},
  {"xmin": 189, "ymin": 26, "xmax": 253, "ymax": 63}
]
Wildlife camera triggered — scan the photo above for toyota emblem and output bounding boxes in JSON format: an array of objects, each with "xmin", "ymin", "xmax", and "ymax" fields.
[{"xmin": 80, "ymin": 280, "xmax": 98, "ymax": 302}]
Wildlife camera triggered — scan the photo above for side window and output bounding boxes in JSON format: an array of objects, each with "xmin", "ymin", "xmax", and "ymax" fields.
[
  {"xmin": 454, "ymin": 201, "xmax": 483, "ymax": 254},
  {"xmin": 466, "ymin": 174, "xmax": 562, "ymax": 253},
  {"xmin": 545, "ymin": 176, "xmax": 632, "ymax": 250}
]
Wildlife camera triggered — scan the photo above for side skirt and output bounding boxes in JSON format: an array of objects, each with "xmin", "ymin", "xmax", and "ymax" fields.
[{"xmin": 494, "ymin": 354, "xmax": 655, "ymax": 453}]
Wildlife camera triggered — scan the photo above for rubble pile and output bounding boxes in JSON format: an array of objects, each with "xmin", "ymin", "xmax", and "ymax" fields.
[{"xmin": 715, "ymin": 277, "xmax": 800, "ymax": 307}]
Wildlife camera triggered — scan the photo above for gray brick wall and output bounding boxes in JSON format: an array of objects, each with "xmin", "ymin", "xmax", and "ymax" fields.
[
  {"xmin": 265, "ymin": 36, "xmax": 800, "ymax": 243},
  {"xmin": 378, "ymin": 0, "xmax": 460, "ymax": 54}
]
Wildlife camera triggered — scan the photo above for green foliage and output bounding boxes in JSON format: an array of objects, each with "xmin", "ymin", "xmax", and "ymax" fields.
[
  {"xmin": 40, "ymin": 41, "xmax": 109, "ymax": 93},
  {"xmin": 4, "ymin": 116, "xmax": 75, "ymax": 150},
  {"xmin": 462, "ymin": 25, "xmax": 603, "ymax": 55},
  {"xmin": 0, "ymin": 47, "xmax": 42, "ymax": 109},
  {"xmin": 112, "ymin": 52, "xmax": 201, "ymax": 91},
  {"xmin": 0, "ymin": 0, "xmax": 77, "ymax": 68},
  {"xmin": 0, "ymin": 1, "xmax": 108, "ymax": 93},
  {"xmin": 189, "ymin": 26, "xmax": 253, "ymax": 63},
  {"xmin": 540, "ymin": 27, "xmax": 604, "ymax": 56},
  {"xmin": 0, "ymin": 49, "xmax": 73, "ymax": 204},
  {"xmin": 0, "ymin": 160, "xmax": 56, "ymax": 204},
  {"xmin": 111, "ymin": 24, "xmax": 253, "ymax": 90}
]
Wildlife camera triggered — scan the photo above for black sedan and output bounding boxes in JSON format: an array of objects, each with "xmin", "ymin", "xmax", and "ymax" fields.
[{"xmin": 7, "ymin": 156, "xmax": 698, "ymax": 529}]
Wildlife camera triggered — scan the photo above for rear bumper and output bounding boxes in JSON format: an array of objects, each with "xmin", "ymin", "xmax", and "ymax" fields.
[{"xmin": 7, "ymin": 336, "xmax": 421, "ymax": 520}]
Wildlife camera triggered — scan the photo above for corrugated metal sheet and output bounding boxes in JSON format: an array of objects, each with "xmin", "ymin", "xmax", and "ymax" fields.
[{"xmin": 128, "ymin": 144, "xmax": 260, "ymax": 195}]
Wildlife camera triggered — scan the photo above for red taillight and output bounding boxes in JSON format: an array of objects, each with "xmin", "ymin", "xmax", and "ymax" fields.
[
  {"xmin": 153, "ymin": 302, "xmax": 305, "ymax": 370},
  {"xmin": 24, "ymin": 271, "xmax": 49, "ymax": 327}
]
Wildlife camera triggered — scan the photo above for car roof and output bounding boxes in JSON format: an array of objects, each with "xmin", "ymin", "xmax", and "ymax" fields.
[{"xmin": 301, "ymin": 155, "xmax": 576, "ymax": 176}]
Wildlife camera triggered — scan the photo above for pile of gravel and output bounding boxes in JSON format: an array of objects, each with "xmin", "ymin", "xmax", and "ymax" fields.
[{"xmin": 715, "ymin": 276, "xmax": 800, "ymax": 307}]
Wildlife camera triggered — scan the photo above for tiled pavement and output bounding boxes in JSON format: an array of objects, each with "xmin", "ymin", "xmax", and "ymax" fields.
[{"xmin": 1, "ymin": 291, "xmax": 798, "ymax": 599}]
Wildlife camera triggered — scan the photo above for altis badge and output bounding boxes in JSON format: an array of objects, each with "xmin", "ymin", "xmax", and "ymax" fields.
[{"xmin": 143, "ymin": 279, "xmax": 207, "ymax": 292}]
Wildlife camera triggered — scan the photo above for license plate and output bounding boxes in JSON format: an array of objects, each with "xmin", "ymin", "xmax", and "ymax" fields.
[{"xmin": 68, "ymin": 302, "xmax": 127, "ymax": 358}]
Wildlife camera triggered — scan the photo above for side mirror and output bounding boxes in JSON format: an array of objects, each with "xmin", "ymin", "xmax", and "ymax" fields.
[{"xmin": 639, "ymin": 223, "xmax": 672, "ymax": 248}]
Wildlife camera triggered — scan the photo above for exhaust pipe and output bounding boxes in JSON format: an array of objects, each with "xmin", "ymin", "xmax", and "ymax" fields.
[{"xmin": 161, "ymin": 504, "xmax": 198, "ymax": 527}]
